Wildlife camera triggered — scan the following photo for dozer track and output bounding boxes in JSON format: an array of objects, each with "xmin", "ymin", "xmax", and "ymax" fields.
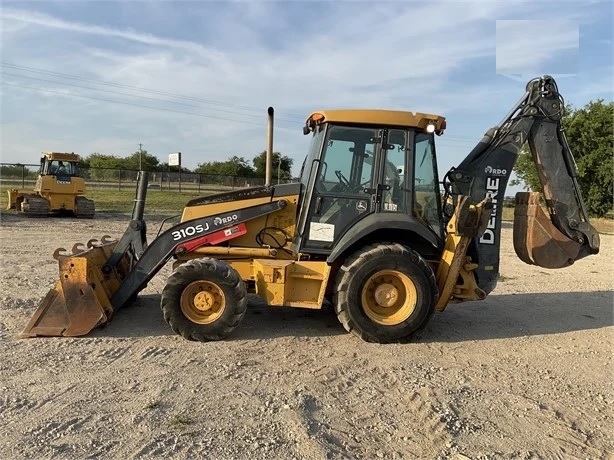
[
  {"xmin": 21, "ymin": 196, "xmax": 51, "ymax": 217},
  {"xmin": 75, "ymin": 196, "xmax": 95, "ymax": 219}
]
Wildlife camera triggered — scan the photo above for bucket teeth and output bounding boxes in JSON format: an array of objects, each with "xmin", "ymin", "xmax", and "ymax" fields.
[
  {"xmin": 85, "ymin": 235, "xmax": 116, "ymax": 248},
  {"xmin": 52, "ymin": 235, "xmax": 117, "ymax": 260},
  {"xmin": 71, "ymin": 242, "xmax": 89, "ymax": 254},
  {"xmin": 53, "ymin": 247, "xmax": 70, "ymax": 260},
  {"xmin": 87, "ymin": 238, "xmax": 100, "ymax": 248}
]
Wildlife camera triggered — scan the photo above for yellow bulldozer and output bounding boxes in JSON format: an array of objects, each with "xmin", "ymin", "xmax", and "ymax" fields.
[
  {"xmin": 6, "ymin": 152, "xmax": 95, "ymax": 218},
  {"xmin": 20, "ymin": 76, "xmax": 600, "ymax": 343}
]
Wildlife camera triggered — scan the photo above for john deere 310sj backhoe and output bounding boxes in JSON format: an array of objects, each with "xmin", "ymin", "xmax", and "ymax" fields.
[{"xmin": 20, "ymin": 76, "xmax": 600, "ymax": 343}]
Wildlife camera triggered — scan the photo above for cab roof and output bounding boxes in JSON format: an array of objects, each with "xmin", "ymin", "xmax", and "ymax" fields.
[
  {"xmin": 42, "ymin": 152, "xmax": 81, "ymax": 161},
  {"xmin": 306, "ymin": 109, "xmax": 446, "ymax": 133}
]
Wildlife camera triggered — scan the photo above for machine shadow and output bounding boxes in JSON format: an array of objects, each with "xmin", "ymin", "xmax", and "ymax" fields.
[
  {"xmin": 90, "ymin": 291, "xmax": 612, "ymax": 342},
  {"xmin": 89, "ymin": 294, "xmax": 345, "ymax": 340}
]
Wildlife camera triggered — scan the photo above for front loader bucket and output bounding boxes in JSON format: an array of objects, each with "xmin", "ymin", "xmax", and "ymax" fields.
[
  {"xmin": 513, "ymin": 192, "xmax": 583, "ymax": 269},
  {"xmin": 19, "ymin": 236, "xmax": 132, "ymax": 338}
]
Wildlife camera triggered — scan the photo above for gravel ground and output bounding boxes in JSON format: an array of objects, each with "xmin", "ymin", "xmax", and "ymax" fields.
[{"xmin": 0, "ymin": 212, "xmax": 612, "ymax": 460}]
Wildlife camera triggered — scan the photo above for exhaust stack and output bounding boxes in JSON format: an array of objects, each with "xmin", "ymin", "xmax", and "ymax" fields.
[{"xmin": 266, "ymin": 106, "xmax": 274, "ymax": 187}]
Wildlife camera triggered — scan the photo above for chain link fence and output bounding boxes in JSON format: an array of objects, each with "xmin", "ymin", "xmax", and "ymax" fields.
[{"xmin": 0, "ymin": 163, "xmax": 294, "ymax": 193}]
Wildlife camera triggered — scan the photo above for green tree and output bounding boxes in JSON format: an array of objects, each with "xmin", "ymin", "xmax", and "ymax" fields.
[
  {"xmin": 252, "ymin": 151, "xmax": 294, "ymax": 181},
  {"xmin": 195, "ymin": 156, "xmax": 256, "ymax": 178},
  {"xmin": 511, "ymin": 144, "xmax": 541, "ymax": 193},
  {"xmin": 0, "ymin": 163, "xmax": 27, "ymax": 178},
  {"xmin": 511, "ymin": 99, "xmax": 613, "ymax": 217},
  {"xmin": 124, "ymin": 149, "xmax": 161, "ymax": 171},
  {"xmin": 85, "ymin": 153, "xmax": 125, "ymax": 180}
]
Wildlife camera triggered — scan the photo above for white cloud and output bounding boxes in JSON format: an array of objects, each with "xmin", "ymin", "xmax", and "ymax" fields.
[
  {"xmin": 0, "ymin": 7, "xmax": 225, "ymax": 60},
  {"xmin": 0, "ymin": 0, "xmax": 611, "ymax": 183},
  {"xmin": 496, "ymin": 20, "xmax": 580, "ymax": 75}
]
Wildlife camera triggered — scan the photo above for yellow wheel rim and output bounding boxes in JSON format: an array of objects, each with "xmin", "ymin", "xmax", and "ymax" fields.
[
  {"xmin": 361, "ymin": 269, "xmax": 417, "ymax": 325},
  {"xmin": 180, "ymin": 280, "xmax": 226, "ymax": 324}
]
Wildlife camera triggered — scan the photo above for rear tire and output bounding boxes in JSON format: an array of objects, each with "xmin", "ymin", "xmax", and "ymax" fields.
[
  {"xmin": 334, "ymin": 242, "xmax": 438, "ymax": 343},
  {"xmin": 161, "ymin": 258, "xmax": 247, "ymax": 341}
]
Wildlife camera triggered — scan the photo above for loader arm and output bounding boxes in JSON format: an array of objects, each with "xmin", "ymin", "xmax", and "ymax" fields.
[
  {"xmin": 108, "ymin": 199, "xmax": 288, "ymax": 310},
  {"xmin": 442, "ymin": 75, "xmax": 600, "ymax": 298},
  {"xmin": 20, "ymin": 171, "xmax": 289, "ymax": 338}
]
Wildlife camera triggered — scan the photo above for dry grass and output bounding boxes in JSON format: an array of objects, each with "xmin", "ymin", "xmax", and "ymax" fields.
[{"xmin": 0, "ymin": 185, "xmax": 212, "ymax": 216}]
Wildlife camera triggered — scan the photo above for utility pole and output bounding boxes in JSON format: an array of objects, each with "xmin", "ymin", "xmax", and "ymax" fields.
[{"xmin": 138, "ymin": 143, "xmax": 143, "ymax": 171}]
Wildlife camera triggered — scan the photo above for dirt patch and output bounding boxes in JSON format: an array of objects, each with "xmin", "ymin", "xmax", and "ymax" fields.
[{"xmin": 0, "ymin": 213, "xmax": 612, "ymax": 459}]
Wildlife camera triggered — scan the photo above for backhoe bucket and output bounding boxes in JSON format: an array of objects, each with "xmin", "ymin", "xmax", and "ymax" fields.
[
  {"xmin": 19, "ymin": 236, "xmax": 132, "ymax": 338},
  {"xmin": 513, "ymin": 192, "xmax": 583, "ymax": 269}
]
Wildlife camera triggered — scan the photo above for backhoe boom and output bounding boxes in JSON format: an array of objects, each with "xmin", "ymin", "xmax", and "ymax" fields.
[{"xmin": 444, "ymin": 75, "xmax": 600, "ymax": 296}]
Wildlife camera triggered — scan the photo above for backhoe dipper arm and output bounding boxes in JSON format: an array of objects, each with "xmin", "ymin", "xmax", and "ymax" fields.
[{"xmin": 444, "ymin": 75, "xmax": 600, "ymax": 295}]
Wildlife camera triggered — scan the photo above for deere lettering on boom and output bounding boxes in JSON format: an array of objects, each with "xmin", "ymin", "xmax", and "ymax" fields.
[{"xmin": 20, "ymin": 75, "xmax": 600, "ymax": 343}]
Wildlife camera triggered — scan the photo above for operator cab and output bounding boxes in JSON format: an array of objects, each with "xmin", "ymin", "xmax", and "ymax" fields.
[
  {"xmin": 40, "ymin": 153, "xmax": 80, "ymax": 178},
  {"xmin": 292, "ymin": 110, "xmax": 447, "ymax": 258}
]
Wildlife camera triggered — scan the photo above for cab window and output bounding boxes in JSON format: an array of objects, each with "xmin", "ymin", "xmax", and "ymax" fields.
[
  {"xmin": 46, "ymin": 160, "xmax": 77, "ymax": 176},
  {"xmin": 414, "ymin": 133, "xmax": 443, "ymax": 236},
  {"xmin": 316, "ymin": 125, "xmax": 377, "ymax": 195},
  {"xmin": 381, "ymin": 129, "xmax": 409, "ymax": 213}
]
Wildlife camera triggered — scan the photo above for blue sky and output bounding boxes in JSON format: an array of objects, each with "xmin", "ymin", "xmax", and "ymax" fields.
[{"xmin": 1, "ymin": 0, "xmax": 612, "ymax": 193}]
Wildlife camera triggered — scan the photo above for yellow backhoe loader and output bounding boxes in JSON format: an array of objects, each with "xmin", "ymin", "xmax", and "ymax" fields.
[
  {"xmin": 6, "ymin": 152, "xmax": 95, "ymax": 218},
  {"xmin": 20, "ymin": 76, "xmax": 600, "ymax": 343}
]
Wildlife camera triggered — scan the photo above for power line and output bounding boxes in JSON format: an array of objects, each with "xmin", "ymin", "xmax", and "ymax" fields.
[
  {"xmin": 0, "ymin": 81, "xmax": 270, "ymax": 126},
  {"xmin": 0, "ymin": 61, "xmax": 486, "ymax": 143},
  {"xmin": 1, "ymin": 62, "xmax": 306, "ymax": 120},
  {"xmin": 1, "ymin": 81, "xmax": 479, "ymax": 148},
  {"xmin": 0, "ymin": 71, "xmax": 303, "ymax": 124},
  {"xmin": 1, "ymin": 71, "xmax": 481, "ymax": 147}
]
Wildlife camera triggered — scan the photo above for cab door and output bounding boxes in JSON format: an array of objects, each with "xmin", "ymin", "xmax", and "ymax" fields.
[
  {"xmin": 301, "ymin": 125, "xmax": 381, "ymax": 254},
  {"xmin": 375, "ymin": 128, "xmax": 444, "ymax": 239}
]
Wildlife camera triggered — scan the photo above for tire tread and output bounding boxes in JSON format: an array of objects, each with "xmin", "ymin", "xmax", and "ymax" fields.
[
  {"xmin": 161, "ymin": 258, "xmax": 247, "ymax": 341},
  {"xmin": 333, "ymin": 242, "xmax": 438, "ymax": 343}
]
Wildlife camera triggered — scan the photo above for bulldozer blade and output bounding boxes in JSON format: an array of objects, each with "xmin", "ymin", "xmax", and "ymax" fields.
[
  {"xmin": 20, "ymin": 240, "xmax": 130, "ymax": 338},
  {"xmin": 513, "ymin": 192, "xmax": 582, "ymax": 269}
]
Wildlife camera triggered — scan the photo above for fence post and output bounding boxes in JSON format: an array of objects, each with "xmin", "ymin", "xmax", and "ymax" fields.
[
  {"xmin": 118, "ymin": 169, "xmax": 122, "ymax": 191},
  {"xmin": 21, "ymin": 165, "xmax": 25, "ymax": 189},
  {"xmin": 198, "ymin": 174, "xmax": 201, "ymax": 193}
]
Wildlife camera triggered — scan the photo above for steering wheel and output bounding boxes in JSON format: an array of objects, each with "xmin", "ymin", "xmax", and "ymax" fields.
[{"xmin": 335, "ymin": 170, "xmax": 350, "ymax": 187}]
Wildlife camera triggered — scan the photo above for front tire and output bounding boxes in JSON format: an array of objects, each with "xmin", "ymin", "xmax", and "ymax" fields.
[
  {"xmin": 334, "ymin": 242, "xmax": 438, "ymax": 343},
  {"xmin": 161, "ymin": 258, "xmax": 247, "ymax": 341}
]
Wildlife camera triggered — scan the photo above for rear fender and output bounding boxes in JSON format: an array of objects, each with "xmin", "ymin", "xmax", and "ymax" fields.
[{"xmin": 327, "ymin": 213, "xmax": 442, "ymax": 266}]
